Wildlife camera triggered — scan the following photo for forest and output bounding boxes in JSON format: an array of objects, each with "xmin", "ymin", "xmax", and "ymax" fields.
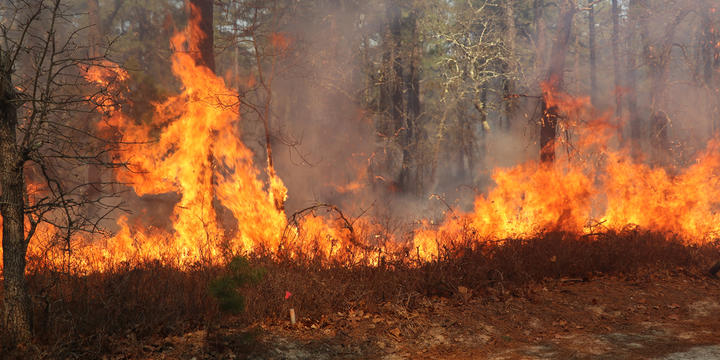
[{"xmin": 3, "ymin": 0, "xmax": 720, "ymax": 358}]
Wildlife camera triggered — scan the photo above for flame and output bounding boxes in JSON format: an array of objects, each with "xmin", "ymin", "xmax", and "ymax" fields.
[
  {"xmin": 96, "ymin": 14, "xmax": 289, "ymax": 266},
  {"xmin": 269, "ymin": 32, "xmax": 291, "ymax": 53},
  {"xmin": 413, "ymin": 88, "xmax": 720, "ymax": 259},
  {"xmin": 5, "ymin": 15, "xmax": 720, "ymax": 272}
]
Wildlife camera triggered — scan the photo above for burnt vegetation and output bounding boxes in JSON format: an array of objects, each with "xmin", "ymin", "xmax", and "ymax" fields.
[{"xmin": 2, "ymin": 229, "xmax": 717, "ymax": 357}]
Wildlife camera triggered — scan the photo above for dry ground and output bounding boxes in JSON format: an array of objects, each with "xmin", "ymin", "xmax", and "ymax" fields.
[{"xmin": 113, "ymin": 267, "xmax": 720, "ymax": 359}]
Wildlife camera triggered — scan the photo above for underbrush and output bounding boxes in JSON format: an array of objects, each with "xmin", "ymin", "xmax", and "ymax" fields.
[{"xmin": 4, "ymin": 230, "xmax": 719, "ymax": 358}]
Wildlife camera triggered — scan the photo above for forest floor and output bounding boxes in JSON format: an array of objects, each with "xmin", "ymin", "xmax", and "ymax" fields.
[{"xmin": 111, "ymin": 266, "xmax": 720, "ymax": 359}]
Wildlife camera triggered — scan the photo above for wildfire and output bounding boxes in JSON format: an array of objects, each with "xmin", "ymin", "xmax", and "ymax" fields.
[
  {"xmin": 412, "ymin": 96, "xmax": 720, "ymax": 260},
  {"xmin": 5, "ymin": 15, "xmax": 720, "ymax": 272}
]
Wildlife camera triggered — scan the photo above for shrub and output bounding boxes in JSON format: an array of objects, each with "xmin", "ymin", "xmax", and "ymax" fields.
[{"xmin": 209, "ymin": 256, "xmax": 265, "ymax": 314}]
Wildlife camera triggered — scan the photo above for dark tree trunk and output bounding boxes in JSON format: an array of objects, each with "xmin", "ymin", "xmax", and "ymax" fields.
[
  {"xmin": 539, "ymin": 1, "xmax": 575, "ymax": 163},
  {"xmin": 399, "ymin": 11, "xmax": 421, "ymax": 194},
  {"xmin": 375, "ymin": 2, "xmax": 403, "ymax": 192},
  {"xmin": 626, "ymin": 0, "xmax": 642, "ymax": 159},
  {"xmin": 188, "ymin": 0, "xmax": 215, "ymax": 72},
  {"xmin": 502, "ymin": 0, "xmax": 516, "ymax": 130},
  {"xmin": 611, "ymin": 0, "xmax": 623, "ymax": 144},
  {"xmin": 85, "ymin": 0, "xmax": 103, "ymax": 219},
  {"xmin": 533, "ymin": 0, "xmax": 547, "ymax": 75},
  {"xmin": 0, "ymin": 53, "xmax": 31, "ymax": 345},
  {"xmin": 701, "ymin": 2, "xmax": 720, "ymax": 132},
  {"xmin": 588, "ymin": 0, "xmax": 598, "ymax": 107},
  {"xmin": 381, "ymin": 1, "xmax": 421, "ymax": 194},
  {"xmin": 88, "ymin": 0, "xmax": 102, "ymax": 57}
]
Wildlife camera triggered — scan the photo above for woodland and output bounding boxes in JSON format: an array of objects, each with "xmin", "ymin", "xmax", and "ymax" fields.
[{"xmin": 2, "ymin": 0, "xmax": 720, "ymax": 358}]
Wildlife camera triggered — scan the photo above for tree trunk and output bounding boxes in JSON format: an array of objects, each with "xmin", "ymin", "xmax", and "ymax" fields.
[
  {"xmin": 85, "ymin": 0, "xmax": 103, "ymax": 219},
  {"xmin": 644, "ymin": 6, "xmax": 688, "ymax": 164},
  {"xmin": 0, "ymin": 52, "xmax": 31, "ymax": 345},
  {"xmin": 188, "ymin": 0, "xmax": 215, "ymax": 72},
  {"xmin": 399, "ymin": 10, "xmax": 421, "ymax": 194},
  {"xmin": 502, "ymin": 0, "xmax": 516, "ymax": 130},
  {"xmin": 539, "ymin": 0, "xmax": 575, "ymax": 163},
  {"xmin": 533, "ymin": 0, "xmax": 547, "ymax": 77},
  {"xmin": 611, "ymin": 0, "xmax": 623, "ymax": 144},
  {"xmin": 380, "ymin": 1, "xmax": 408, "ymax": 192},
  {"xmin": 626, "ymin": 0, "xmax": 642, "ymax": 159},
  {"xmin": 701, "ymin": 1, "xmax": 720, "ymax": 133},
  {"xmin": 588, "ymin": 0, "xmax": 598, "ymax": 107}
]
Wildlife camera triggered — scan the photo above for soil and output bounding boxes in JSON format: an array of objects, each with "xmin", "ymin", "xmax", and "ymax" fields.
[{"xmin": 117, "ymin": 267, "xmax": 720, "ymax": 359}]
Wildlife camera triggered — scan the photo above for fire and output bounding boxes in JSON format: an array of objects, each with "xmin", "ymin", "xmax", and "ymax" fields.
[
  {"xmin": 413, "ymin": 90, "xmax": 720, "ymax": 260},
  {"xmin": 95, "ymin": 15, "xmax": 289, "ymax": 266},
  {"xmin": 5, "ymin": 14, "xmax": 720, "ymax": 272}
]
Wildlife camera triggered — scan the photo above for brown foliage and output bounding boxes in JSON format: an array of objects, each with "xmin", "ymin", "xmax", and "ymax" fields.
[{"xmin": 1, "ymin": 230, "xmax": 717, "ymax": 357}]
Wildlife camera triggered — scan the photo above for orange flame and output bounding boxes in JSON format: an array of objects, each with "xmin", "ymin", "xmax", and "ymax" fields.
[{"xmin": 5, "ymin": 16, "xmax": 720, "ymax": 271}]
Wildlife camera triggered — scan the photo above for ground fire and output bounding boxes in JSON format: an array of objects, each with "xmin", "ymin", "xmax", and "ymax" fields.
[{"xmin": 3, "ymin": 3, "xmax": 720, "ymax": 271}]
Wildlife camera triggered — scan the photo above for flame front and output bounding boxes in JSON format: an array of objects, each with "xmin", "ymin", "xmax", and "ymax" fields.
[
  {"xmin": 6, "ymin": 18, "xmax": 720, "ymax": 272},
  {"xmin": 412, "ymin": 93, "xmax": 720, "ymax": 260},
  {"xmin": 99, "ymin": 20, "xmax": 288, "ymax": 266}
]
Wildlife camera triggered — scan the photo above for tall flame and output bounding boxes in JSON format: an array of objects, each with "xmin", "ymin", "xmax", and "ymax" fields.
[{"xmin": 97, "ymin": 15, "xmax": 288, "ymax": 266}]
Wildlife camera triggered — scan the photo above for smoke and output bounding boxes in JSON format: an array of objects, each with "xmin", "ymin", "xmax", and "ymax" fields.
[{"xmin": 110, "ymin": 0, "xmax": 720, "ymax": 246}]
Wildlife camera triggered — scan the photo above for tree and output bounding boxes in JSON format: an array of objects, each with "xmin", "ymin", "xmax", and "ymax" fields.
[
  {"xmin": 1, "ymin": 0, "xmax": 124, "ymax": 345},
  {"xmin": 611, "ymin": 0, "xmax": 623, "ymax": 144},
  {"xmin": 588, "ymin": 0, "xmax": 597, "ymax": 107},
  {"xmin": 188, "ymin": 0, "xmax": 215, "ymax": 72},
  {"xmin": 626, "ymin": 0, "xmax": 643, "ymax": 158},
  {"xmin": 699, "ymin": 0, "xmax": 720, "ymax": 133},
  {"xmin": 423, "ymin": 0, "xmax": 511, "ymax": 186},
  {"xmin": 539, "ymin": 0, "xmax": 576, "ymax": 163}
]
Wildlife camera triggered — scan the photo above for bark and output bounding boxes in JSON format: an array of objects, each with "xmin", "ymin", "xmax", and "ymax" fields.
[
  {"xmin": 539, "ymin": 1, "xmax": 575, "ymax": 163},
  {"xmin": 188, "ymin": 0, "xmax": 215, "ymax": 72},
  {"xmin": 0, "ymin": 51, "xmax": 31, "ymax": 344},
  {"xmin": 611, "ymin": 0, "xmax": 623, "ymax": 144},
  {"xmin": 588, "ymin": 0, "xmax": 598, "ymax": 107},
  {"xmin": 701, "ymin": 2, "xmax": 720, "ymax": 132},
  {"xmin": 502, "ymin": 0, "xmax": 516, "ymax": 130},
  {"xmin": 457, "ymin": 104, "xmax": 473, "ymax": 179},
  {"xmin": 626, "ymin": 0, "xmax": 642, "ymax": 159},
  {"xmin": 88, "ymin": 0, "xmax": 102, "ymax": 58},
  {"xmin": 399, "ymin": 10, "xmax": 421, "ymax": 194},
  {"xmin": 533, "ymin": 0, "xmax": 547, "ymax": 76},
  {"xmin": 85, "ymin": 0, "xmax": 103, "ymax": 219},
  {"xmin": 380, "ymin": 2, "xmax": 415, "ymax": 193}
]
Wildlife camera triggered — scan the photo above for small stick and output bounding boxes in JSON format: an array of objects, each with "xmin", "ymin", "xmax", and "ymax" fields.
[
  {"xmin": 289, "ymin": 308, "xmax": 296, "ymax": 325},
  {"xmin": 709, "ymin": 261, "xmax": 720, "ymax": 278}
]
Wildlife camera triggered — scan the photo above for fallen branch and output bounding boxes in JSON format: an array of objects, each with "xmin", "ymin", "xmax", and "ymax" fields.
[{"xmin": 281, "ymin": 203, "xmax": 375, "ymax": 252}]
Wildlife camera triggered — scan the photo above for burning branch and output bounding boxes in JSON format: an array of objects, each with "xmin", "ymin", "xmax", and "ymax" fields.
[{"xmin": 282, "ymin": 203, "xmax": 375, "ymax": 252}]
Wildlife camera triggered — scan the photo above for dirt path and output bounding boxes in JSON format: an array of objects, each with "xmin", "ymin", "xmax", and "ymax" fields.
[{"xmin": 138, "ymin": 268, "xmax": 720, "ymax": 359}]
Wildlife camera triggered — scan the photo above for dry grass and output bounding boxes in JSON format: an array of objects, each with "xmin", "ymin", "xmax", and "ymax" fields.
[{"xmin": 2, "ymin": 229, "xmax": 719, "ymax": 358}]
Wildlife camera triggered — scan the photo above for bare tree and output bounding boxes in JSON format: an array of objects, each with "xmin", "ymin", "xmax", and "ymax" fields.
[{"xmin": 1, "ymin": 0, "xmax": 125, "ymax": 345}]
